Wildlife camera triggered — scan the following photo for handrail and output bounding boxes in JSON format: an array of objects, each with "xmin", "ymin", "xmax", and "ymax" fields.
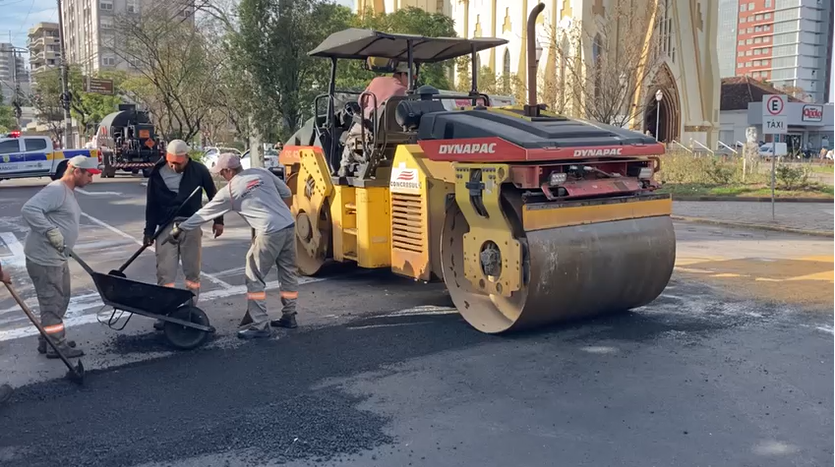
[
  {"xmin": 718, "ymin": 140, "xmax": 738, "ymax": 155},
  {"xmin": 670, "ymin": 140, "xmax": 692, "ymax": 154},
  {"xmin": 690, "ymin": 138, "xmax": 715, "ymax": 156}
]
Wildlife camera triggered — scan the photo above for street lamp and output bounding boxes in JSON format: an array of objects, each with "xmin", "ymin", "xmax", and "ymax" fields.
[
  {"xmin": 535, "ymin": 38, "xmax": 543, "ymax": 64},
  {"xmin": 654, "ymin": 89, "xmax": 663, "ymax": 142}
]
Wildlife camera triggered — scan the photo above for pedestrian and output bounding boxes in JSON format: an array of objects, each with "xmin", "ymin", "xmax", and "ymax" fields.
[
  {"xmin": 165, "ymin": 153, "xmax": 297, "ymax": 339},
  {"xmin": 19, "ymin": 155, "xmax": 99, "ymax": 358},
  {"xmin": 0, "ymin": 260, "xmax": 15, "ymax": 404},
  {"xmin": 144, "ymin": 139, "xmax": 224, "ymax": 330}
]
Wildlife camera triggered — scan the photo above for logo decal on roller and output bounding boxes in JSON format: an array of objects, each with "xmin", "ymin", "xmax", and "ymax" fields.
[
  {"xmin": 438, "ymin": 143, "xmax": 497, "ymax": 155},
  {"xmin": 390, "ymin": 166, "xmax": 421, "ymax": 193},
  {"xmin": 573, "ymin": 147, "xmax": 624, "ymax": 157}
]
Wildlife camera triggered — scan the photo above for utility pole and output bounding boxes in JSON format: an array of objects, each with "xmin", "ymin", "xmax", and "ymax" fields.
[{"xmin": 56, "ymin": 0, "xmax": 73, "ymax": 149}]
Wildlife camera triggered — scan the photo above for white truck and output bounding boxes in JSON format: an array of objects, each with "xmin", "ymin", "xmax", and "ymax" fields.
[{"xmin": 0, "ymin": 132, "xmax": 100, "ymax": 182}]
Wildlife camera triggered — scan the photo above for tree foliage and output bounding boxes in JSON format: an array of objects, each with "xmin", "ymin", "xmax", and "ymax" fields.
[{"xmin": 0, "ymin": 94, "xmax": 16, "ymax": 133}]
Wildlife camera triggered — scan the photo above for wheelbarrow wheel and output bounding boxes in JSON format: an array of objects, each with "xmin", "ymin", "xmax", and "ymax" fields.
[{"xmin": 163, "ymin": 306, "xmax": 211, "ymax": 350}]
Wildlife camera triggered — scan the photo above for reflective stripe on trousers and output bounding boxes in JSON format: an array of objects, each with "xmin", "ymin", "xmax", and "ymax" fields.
[
  {"xmin": 244, "ymin": 225, "xmax": 298, "ymax": 329},
  {"xmin": 155, "ymin": 221, "xmax": 203, "ymax": 302}
]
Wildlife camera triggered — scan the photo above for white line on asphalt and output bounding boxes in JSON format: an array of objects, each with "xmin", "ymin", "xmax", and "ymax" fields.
[
  {"xmin": 0, "ymin": 232, "xmax": 25, "ymax": 267},
  {"xmin": 76, "ymin": 188, "xmax": 123, "ymax": 196},
  {"xmin": 80, "ymin": 212, "xmax": 233, "ymax": 290},
  {"xmin": 0, "ymin": 275, "xmax": 329, "ymax": 342},
  {"xmin": 815, "ymin": 326, "xmax": 834, "ymax": 335},
  {"xmin": 348, "ymin": 322, "xmax": 432, "ymax": 330},
  {"xmin": 660, "ymin": 293, "xmax": 684, "ymax": 300},
  {"xmin": 379, "ymin": 305, "xmax": 457, "ymax": 317}
]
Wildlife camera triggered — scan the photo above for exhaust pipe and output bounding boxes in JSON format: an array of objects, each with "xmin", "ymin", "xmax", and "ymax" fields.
[{"xmin": 525, "ymin": 2, "xmax": 546, "ymax": 117}]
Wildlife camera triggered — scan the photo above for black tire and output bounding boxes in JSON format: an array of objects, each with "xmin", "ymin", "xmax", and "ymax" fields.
[{"xmin": 163, "ymin": 306, "xmax": 211, "ymax": 350}]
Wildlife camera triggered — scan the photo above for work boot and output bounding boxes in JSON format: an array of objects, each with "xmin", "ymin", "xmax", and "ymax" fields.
[
  {"xmin": 0, "ymin": 384, "xmax": 12, "ymax": 404},
  {"xmin": 38, "ymin": 339, "xmax": 76, "ymax": 354},
  {"xmin": 46, "ymin": 343, "xmax": 84, "ymax": 359},
  {"xmin": 236, "ymin": 325, "xmax": 273, "ymax": 340},
  {"xmin": 270, "ymin": 314, "xmax": 297, "ymax": 329},
  {"xmin": 153, "ymin": 319, "xmax": 165, "ymax": 331}
]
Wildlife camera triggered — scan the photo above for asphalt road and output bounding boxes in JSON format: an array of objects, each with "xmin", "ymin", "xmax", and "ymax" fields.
[{"xmin": 0, "ymin": 174, "xmax": 832, "ymax": 467}]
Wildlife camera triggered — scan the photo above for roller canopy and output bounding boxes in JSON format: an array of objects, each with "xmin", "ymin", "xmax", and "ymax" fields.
[{"xmin": 308, "ymin": 28, "xmax": 507, "ymax": 62}]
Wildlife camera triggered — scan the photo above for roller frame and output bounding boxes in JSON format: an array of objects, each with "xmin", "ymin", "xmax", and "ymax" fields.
[{"xmin": 452, "ymin": 163, "xmax": 522, "ymax": 298}]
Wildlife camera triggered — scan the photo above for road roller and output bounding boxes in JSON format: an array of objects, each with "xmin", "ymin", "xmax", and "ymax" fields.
[{"xmin": 279, "ymin": 23, "xmax": 676, "ymax": 334}]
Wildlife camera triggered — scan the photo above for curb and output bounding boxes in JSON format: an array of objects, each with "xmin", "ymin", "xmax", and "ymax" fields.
[
  {"xmin": 671, "ymin": 215, "xmax": 834, "ymax": 238},
  {"xmin": 670, "ymin": 196, "xmax": 834, "ymax": 203}
]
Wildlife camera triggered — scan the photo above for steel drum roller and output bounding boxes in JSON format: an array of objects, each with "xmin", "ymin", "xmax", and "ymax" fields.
[{"xmin": 441, "ymin": 196, "xmax": 676, "ymax": 334}]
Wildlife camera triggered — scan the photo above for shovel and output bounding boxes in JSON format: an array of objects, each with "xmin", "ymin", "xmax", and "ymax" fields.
[
  {"xmin": 3, "ymin": 282, "xmax": 85, "ymax": 385},
  {"xmin": 108, "ymin": 186, "xmax": 202, "ymax": 278}
]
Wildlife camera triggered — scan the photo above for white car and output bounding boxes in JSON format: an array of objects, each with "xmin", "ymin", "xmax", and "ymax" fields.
[
  {"xmin": 203, "ymin": 146, "xmax": 242, "ymax": 168},
  {"xmin": 240, "ymin": 148, "xmax": 285, "ymax": 179}
]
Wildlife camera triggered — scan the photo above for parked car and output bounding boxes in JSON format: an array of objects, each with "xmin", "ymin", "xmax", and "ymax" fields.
[
  {"xmin": 758, "ymin": 142, "xmax": 787, "ymax": 158},
  {"xmin": 203, "ymin": 146, "xmax": 242, "ymax": 168},
  {"xmin": 240, "ymin": 148, "xmax": 285, "ymax": 179}
]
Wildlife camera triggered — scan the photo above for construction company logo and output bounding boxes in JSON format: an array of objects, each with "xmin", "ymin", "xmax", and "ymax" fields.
[
  {"xmin": 438, "ymin": 142, "xmax": 497, "ymax": 155},
  {"xmin": 573, "ymin": 147, "xmax": 623, "ymax": 157},
  {"xmin": 390, "ymin": 162, "xmax": 421, "ymax": 194},
  {"xmin": 802, "ymin": 105, "xmax": 823, "ymax": 122},
  {"xmin": 242, "ymin": 178, "xmax": 263, "ymax": 199}
]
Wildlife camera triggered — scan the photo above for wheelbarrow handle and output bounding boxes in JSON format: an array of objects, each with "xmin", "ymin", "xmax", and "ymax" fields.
[{"xmin": 115, "ymin": 186, "xmax": 202, "ymax": 274}]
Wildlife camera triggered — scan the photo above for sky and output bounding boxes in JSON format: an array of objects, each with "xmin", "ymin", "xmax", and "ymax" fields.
[{"xmin": 0, "ymin": 0, "xmax": 831, "ymax": 102}]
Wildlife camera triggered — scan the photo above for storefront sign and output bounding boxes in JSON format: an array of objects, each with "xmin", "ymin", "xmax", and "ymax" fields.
[{"xmin": 802, "ymin": 105, "xmax": 823, "ymax": 122}]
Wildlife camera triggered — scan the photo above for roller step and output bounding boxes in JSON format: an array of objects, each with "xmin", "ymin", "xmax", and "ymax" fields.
[{"xmin": 344, "ymin": 228, "xmax": 358, "ymax": 236}]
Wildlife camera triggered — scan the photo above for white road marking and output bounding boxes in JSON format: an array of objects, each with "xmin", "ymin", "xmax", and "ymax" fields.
[
  {"xmin": 0, "ymin": 232, "xmax": 25, "ymax": 267},
  {"xmin": 348, "ymin": 322, "xmax": 432, "ymax": 330},
  {"xmin": 815, "ymin": 326, "xmax": 834, "ymax": 335},
  {"xmin": 660, "ymin": 293, "xmax": 684, "ymax": 300},
  {"xmin": 76, "ymin": 188, "xmax": 123, "ymax": 197},
  {"xmin": 379, "ymin": 305, "xmax": 457, "ymax": 317},
  {"xmin": 80, "ymin": 211, "xmax": 233, "ymax": 290},
  {"xmin": 581, "ymin": 346, "xmax": 619, "ymax": 354},
  {"xmin": 0, "ymin": 275, "xmax": 328, "ymax": 342}
]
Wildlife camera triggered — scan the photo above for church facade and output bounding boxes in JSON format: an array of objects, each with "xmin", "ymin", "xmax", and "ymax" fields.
[{"xmin": 355, "ymin": 0, "xmax": 721, "ymax": 148}]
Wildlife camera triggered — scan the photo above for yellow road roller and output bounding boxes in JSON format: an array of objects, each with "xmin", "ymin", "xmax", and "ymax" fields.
[{"xmin": 279, "ymin": 24, "xmax": 676, "ymax": 334}]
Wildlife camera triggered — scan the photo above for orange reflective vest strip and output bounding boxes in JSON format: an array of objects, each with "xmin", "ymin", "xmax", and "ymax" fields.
[
  {"xmin": 247, "ymin": 291, "xmax": 267, "ymax": 300},
  {"xmin": 163, "ymin": 283, "xmax": 175, "ymax": 288},
  {"xmin": 43, "ymin": 323, "xmax": 64, "ymax": 334},
  {"xmin": 280, "ymin": 291, "xmax": 298, "ymax": 299},
  {"xmin": 185, "ymin": 280, "xmax": 200, "ymax": 290}
]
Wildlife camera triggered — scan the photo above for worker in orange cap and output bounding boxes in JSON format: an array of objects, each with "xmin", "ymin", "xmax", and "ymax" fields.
[{"xmin": 144, "ymin": 139, "xmax": 223, "ymax": 329}]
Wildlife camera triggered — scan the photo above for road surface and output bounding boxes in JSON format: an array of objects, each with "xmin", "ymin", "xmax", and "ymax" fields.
[{"xmin": 0, "ymin": 175, "xmax": 832, "ymax": 467}]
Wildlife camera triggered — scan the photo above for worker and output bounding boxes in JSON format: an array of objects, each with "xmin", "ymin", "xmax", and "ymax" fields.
[
  {"xmin": 165, "ymin": 153, "xmax": 297, "ymax": 340},
  {"xmin": 337, "ymin": 60, "xmax": 414, "ymax": 177},
  {"xmin": 144, "ymin": 139, "xmax": 223, "ymax": 331},
  {"xmin": 0, "ymin": 261, "xmax": 15, "ymax": 404},
  {"xmin": 20, "ymin": 155, "xmax": 99, "ymax": 358}
]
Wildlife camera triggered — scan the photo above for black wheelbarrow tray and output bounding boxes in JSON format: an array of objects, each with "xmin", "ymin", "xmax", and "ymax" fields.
[{"xmin": 67, "ymin": 247, "xmax": 215, "ymax": 350}]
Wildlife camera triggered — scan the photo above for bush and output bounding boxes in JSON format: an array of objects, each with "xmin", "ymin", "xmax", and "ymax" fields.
[
  {"xmin": 657, "ymin": 151, "xmax": 762, "ymax": 185},
  {"xmin": 775, "ymin": 163, "xmax": 809, "ymax": 190},
  {"xmin": 188, "ymin": 150, "xmax": 204, "ymax": 162}
]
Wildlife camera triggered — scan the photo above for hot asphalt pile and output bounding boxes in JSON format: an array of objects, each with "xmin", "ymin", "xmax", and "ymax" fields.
[{"xmin": 0, "ymin": 313, "xmax": 483, "ymax": 467}]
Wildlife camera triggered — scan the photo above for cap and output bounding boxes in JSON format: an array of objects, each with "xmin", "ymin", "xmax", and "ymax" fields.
[
  {"xmin": 210, "ymin": 152, "xmax": 242, "ymax": 174},
  {"xmin": 394, "ymin": 61, "xmax": 411, "ymax": 74},
  {"xmin": 166, "ymin": 139, "xmax": 189, "ymax": 163},
  {"xmin": 67, "ymin": 155, "xmax": 101, "ymax": 174}
]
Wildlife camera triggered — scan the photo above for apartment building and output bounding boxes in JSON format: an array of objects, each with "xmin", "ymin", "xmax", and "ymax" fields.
[
  {"xmin": 0, "ymin": 43, "xmax": 29, "ymax": 105},
  {"xmin": 28, "ymin": 22, "xmax": 62, "ymax": 76},
  {"xmin": 718, "ymin": 0, "xmax": 741, "ymax": 77},
  {"xmin": 733, "ymin": 0, "xmax": 833, "ymax": 102},
  {"xmin": 61, "ymin": 0, "xmax": 194, "ymax": 74}
]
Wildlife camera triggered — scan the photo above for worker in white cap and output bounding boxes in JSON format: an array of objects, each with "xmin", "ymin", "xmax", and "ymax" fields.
[
  {"xmin": 20, "ymin": 155, "xmax": 100, "ymax": 358},
  {"xmin": 165, "ymin": 153, "xmax": 298, "ymax": 340},
  {"xmin": 144, "ymin": 139, "xmax": 222, "ymax": 332}
]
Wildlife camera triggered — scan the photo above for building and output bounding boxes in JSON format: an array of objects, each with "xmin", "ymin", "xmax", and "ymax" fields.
[
  {"xmin": 60, "ymin": 0, "xmax": 194, "ymax": 74},
  {"xmin": 0, "ymin": 43, "xmax": 29, "ymax": 105},
  {"xmin": 357, "ymin": 0, "xmax": 722, "ymax": 148},
  {"xmin": 718, "ymin": 0, "xmax": 741, "ymax": 78},
  {"xmin": 356, "ymin": 0, "xmax": 449, "ymax": 15},
  {"xmin": 718, "ymin": 76, "xmax": 832, "ymax": 151},
  {"xmin": 733, "ymin": 0, "xmax": 833, "ymax": 103},
  {"xmin": 28, "ymin": 22, "xmax": 62, "ymax": 78}
]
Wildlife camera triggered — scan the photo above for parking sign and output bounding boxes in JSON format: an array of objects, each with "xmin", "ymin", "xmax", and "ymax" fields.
[{"xmin": 762, "ymin": 94, "xmax": 787, "ymax": 135}]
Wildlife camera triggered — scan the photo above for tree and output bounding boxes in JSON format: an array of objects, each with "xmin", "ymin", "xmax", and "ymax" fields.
[
  {"xmin": 113, "ymin": 7, "xmax": 220, "ymax": 141},
  {"xmin": 234, "ymin": 0, "xmax": 354, "ymax": 140},
  {"xmin": 30, "ymin": 66, "xmax": 126, "ymax": 140},
  {"xmin": 0, "ymin": 94, "xmax": 16, "ymax": 133},
  {"xmin": 546, "ymin": 0, "xmax": 662, "ymax": 126}
]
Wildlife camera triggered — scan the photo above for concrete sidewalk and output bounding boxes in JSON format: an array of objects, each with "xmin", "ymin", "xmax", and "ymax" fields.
[{"xmin": 673, "ymin": 200, "xmax": 834, "ymax": 236}]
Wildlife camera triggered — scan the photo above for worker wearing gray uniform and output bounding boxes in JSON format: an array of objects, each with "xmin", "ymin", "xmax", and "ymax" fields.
[
  {"xmin": 167, "ymin": 153, "xmax": 298, "ymax": 339},
  {"xmin": 20, "ymin": 155, "xmax": 99, "ymax": 358}
]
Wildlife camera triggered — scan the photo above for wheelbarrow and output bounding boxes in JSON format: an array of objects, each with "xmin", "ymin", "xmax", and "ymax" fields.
[{"xmin": 67, "ymin": 248, "xmax": 215, "ymax": 350}]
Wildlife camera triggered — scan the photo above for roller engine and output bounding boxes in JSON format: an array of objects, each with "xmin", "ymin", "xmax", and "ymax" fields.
[
  {"xmin": 280, "ymin": 22, "xmax": 676, "ymax": 334},
  {"xmin": 96, "ymin": 104, "xmax": 165, "ymax": 178}
]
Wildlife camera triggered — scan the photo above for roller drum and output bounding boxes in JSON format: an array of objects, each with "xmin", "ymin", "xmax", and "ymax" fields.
[{"xmin": 441, "ymin": 200, "xmax": 676, "ymax": 334}]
